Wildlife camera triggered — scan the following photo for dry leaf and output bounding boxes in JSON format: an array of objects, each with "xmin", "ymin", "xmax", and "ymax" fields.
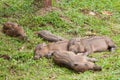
[
  {"xmin": 89, "ymin": 11, "xmax": 96, "ymax": 16},
  {"xmin": 18, "ymin": 46, "xmax": 25, "ymax": 52},
  {"xmin": 102, "ymin": 11, "xmax": 112, "ymax": 16},
  {"xmin": 85, "ymin": 31, "xmax": 96, "ymax": 36}
]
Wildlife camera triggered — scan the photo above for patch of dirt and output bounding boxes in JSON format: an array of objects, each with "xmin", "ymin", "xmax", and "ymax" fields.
[
  {"xmin": 9, "ymin": 67, "xmax": 16, "ymax": 75},
  {"xmin": 45, "ymin": 22, "xmax": 54, "ymax": 27},
  {"xmin": 59, "ymin": 15, "xmax": 73, "ymax": 24},
  {"xmin": 80, "ymin": 9, "xmax": 113, "ymax": 21},
  {"xmin": 36, "ymin": 7, "xmax": 63, "ymax": 16},
  {"xmin": 101, "ymin": 11, "xmax": 112, "ymax": 16},
  {"xmin": 48, "ymin": 74, "xmax": 57, "ymax": 80},
  {"xmin": 36, "ymin": 7, "xmax": 81, "ymax": 28},
  {"xmin": 59, "ymin": 13, "xmax": 81, "ymax": 29},
  {"xmin": 100, "ymin": 52, "xmax": 118, "ymax": 59},
  {"xmin": 80, "ymin": 9, "xmax": 100, "ymax": 17},
  {"xmin": 100, "ymin": 54, "xmax": 111, "ymax": 59}
]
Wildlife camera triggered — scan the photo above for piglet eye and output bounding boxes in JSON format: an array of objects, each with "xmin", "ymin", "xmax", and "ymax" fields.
[
  {"xmin": 74, "ymin": 63, "xmax": 78, "ymax": 66},
  {"xmin": 39, "ymin": 48, "xmax": 41, "ymax": 50},
  {"xmin": 85, "ymin": 64, "xmax": 88, "ymax": 66}
]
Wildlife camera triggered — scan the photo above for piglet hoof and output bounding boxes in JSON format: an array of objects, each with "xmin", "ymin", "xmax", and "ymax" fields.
[
  {"xmin": 90, "ymin": 58, "xmax": 98, "ymax": 63},
  {"xmin": 93, "ymin": 66, "xmax": 102, "ymax": 71},
  {"xmin": 110, "ymin": 48, "xmax": 116, "ymax": 54},
  {"xmin": 76, "ymin": 53, "xmax": 84, "ymax": 56}
]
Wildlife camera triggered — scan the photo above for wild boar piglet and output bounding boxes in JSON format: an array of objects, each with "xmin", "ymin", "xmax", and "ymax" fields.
[
  {"xmin": 34, "ymin": 41, "xmax": 68, "ymax": 60},
  {"xmin": 3, "ymin": 22, "xmax": 27, "ymax": 40},
  {"xmin": 53, "ymin": 51, "xmax": 102, "ymax": 72},
  {"xmin": 68, "ymin": 36, "xmax": 116, "ymax": 55}
]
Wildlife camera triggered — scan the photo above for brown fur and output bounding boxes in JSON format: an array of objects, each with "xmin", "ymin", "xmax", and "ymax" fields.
[
  {"xmin": 34, "ymin": 41, "xmax": 69, "ymax": 60},
  {"xmin": 43, "ymin": 0, "xmax": 52, "ymax": 7},
  {"xmin": 68, "ymin": 36, "xmax": 116, "ymax": 55},
  {"xmin": 0, "ymin": 54, "xmax": 11, "ymax": 60},
  {"xmin": 2, "ymin": 22, "xmax": 27, "ymax": 40},
  {"xmin": 34, "ymin": 36, "xmax": 116, "ymax": 59},
  {"xmin": 53, "ymin": 51, "xmax": 101, "ymax": 72},
  {"xmin": 36, "ymin": 30, "xmax": 65, "ymax": 42}
]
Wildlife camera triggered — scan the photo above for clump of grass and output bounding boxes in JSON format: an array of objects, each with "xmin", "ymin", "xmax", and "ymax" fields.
[{"xmin": 0, "ymin": 0, "xmax": 120, "ymax": 80}]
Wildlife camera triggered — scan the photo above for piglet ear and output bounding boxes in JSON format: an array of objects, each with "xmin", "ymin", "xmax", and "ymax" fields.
[{"xmin": 73, "ymin": 63, "xmax": 78, "ymax": 67}]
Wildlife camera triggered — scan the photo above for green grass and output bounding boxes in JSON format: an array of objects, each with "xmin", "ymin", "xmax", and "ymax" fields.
[{"xmin": 0, "ymin": 0, "xmax": 120, "ymax": 80}]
